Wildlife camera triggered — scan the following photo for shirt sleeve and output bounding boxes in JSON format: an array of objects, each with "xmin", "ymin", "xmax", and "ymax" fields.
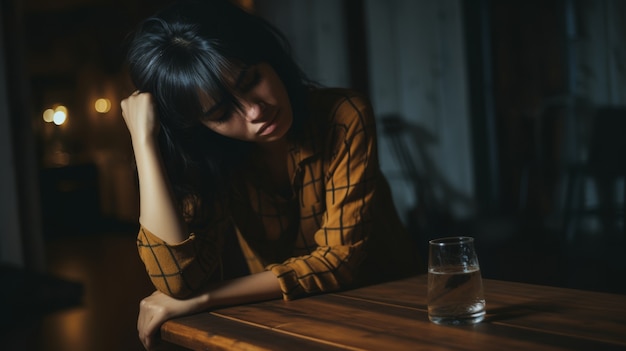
[
  {"xmin": 268, "ymin": 93, "xmax": 378, "ymax": 300},
  {"xmin": 136, "ymin": 216, "xmax": 228, "ymax": 298}
]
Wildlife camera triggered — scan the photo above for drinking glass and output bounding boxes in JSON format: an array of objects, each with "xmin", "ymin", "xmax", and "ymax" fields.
[{"xmin": 427, "ymin": 236, "xmax": 485, "ymax": 325}]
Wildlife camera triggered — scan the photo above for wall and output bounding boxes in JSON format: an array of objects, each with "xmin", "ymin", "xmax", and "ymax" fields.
[
  {"xmin": 574, "ymin": 0, "xmax": 626, "ymax": 105},
  {"xmin": 0, "ymin": 12, "xmax": 24, "ymax": 267},
  {"xmin": 256, "ymin": 0, "xmax": 350, "ymax": 88},
  {"xmin": 563, "ymin": 0, "xmax": 626, "ymax": 232},
  {"xmin": 365, "ymin": 0, "xmax": 475, "ymax": 223}
]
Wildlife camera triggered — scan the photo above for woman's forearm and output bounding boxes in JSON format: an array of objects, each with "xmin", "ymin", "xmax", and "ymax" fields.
[
  {"xmin": 133, "ymin": 139, "xmax": 188, "ymax": 244},
  {"xmin": 202, "ymin": 271, "xmax": 283, "ymax": 309},
  {"xmin": 137, "ymin": 270, "xmax": 282, "ymax": 349}
]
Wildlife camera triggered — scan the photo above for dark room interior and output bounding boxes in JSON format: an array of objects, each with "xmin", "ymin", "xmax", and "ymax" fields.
[{"xmin": 1, "ymin": 0, "xmax": 625, "ymax": 350}]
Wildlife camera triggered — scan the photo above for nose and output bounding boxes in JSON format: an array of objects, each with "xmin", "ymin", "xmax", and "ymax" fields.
[{"xmin": 242, "ymin": 101, "xmax": 266, "ymax": 122}]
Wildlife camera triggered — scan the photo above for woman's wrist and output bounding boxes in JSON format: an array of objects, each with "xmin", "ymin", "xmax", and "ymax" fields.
[
  {"xmin": 197, "ymin": 271, "xmax": 282, "ymax": 310},
  {"xmin": 194, "ymin": 289, "xmax": 213, "ymax": 311},
  {"xmin": 132, "ymin": 136, "xmax": 163, "ymax": 169},
  {"xmin": 131, "ymin": 133, "xmax": 158, "ymax": 151}
]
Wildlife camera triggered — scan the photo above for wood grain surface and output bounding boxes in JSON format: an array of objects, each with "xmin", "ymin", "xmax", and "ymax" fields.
[{"xmin": 162, "ymin": 275, "xmax": 626, "ymax": 350}]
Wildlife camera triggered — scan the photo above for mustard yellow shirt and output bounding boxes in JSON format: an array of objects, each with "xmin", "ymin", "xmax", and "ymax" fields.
[{"xmin": 137, "ymin": 88, "xmax": 422, "ymax": 300}]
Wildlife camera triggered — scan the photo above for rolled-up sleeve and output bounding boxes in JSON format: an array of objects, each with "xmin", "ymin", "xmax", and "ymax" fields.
[
  {"xmin": 268, "ymin": 93, "xmax": 377, "ymax": 300},
  {"xmin": 136, "ymin": 225, "xmax": 224, "ymax": 298}
]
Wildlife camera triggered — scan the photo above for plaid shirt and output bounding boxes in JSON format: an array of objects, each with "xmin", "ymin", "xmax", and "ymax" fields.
[{"xmin": 137, "ymin": 88, "xmax": 420, "ymax": 300}]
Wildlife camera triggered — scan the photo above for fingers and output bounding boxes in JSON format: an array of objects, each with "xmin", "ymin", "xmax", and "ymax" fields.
[
  {"xmin": 139, "ymin": 314, "xmax": 160, "ymax": 349},
  {"xmin": 120, "ymin": 98, "xmax": 128, "ymax": 119},
  {"xmin": 138, "ymin": 291, "xmax": 170, "ymax": 350},
  {"xmin": 120, "ymin": 90, "xmax": 159, "ymax": 137},
  {"xmin": 138, "ymin": 295, "xmax": 159, "ymax": 350},
  {"xmin": 121, "ymin": 90, "xmax": 147, "ymax": 110}
]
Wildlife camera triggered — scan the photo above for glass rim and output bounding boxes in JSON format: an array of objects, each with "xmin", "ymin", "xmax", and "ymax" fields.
[{"xmin": 429, "ymin": 236, "xmax": 474, "ymax": 246}]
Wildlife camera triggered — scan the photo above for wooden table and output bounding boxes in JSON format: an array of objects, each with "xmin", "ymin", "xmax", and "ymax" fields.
[{"xmin": 161, "ymin": 275, "xmax": 626, "ymax": 350}]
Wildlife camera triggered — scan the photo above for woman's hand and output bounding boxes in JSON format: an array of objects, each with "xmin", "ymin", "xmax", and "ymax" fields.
[
  {"xmin": 121, "ymin": 91, "xmax": 160, "ymax": 145},
  {"xmin": 137, "ymin": 290, "xmax": 208, "ymax": 350},
  {"xmin": 137, "ymin": 272, "xmax": 282, "ymax": 350}
]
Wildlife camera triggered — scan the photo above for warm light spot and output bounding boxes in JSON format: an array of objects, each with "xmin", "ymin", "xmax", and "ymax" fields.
[
  {"xmin": 51, "ymin": 105, "xmax": 68, "ymax": 125},
  {"xmin": 94, "ymin": 98, "xmax": 111, "ymax": 113},
  {"xmin": 55, "ymin": 105, "xmax": 68, "ymax": 114},
  {"xmin": 51, "ymin": 305, "xmax": 88, "ymax": 350},
  {"xmin": 53, "ymin": 110, "xmax": 67, "ymax": 125},
  {"xmin": 43, "ymin": 108, "xmax": 55, "ymax": 123},
  {"xmin": 234, "ymin": 0, "xmax": 255, "ymax": 12}
]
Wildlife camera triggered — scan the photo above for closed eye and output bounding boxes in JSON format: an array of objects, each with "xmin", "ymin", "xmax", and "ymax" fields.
[
  {"xmin": 203, "ymin": 105, "xmax": 233, "ymax": 124},
  {"xmin": 212, "ymin": 108, "xmax": 232, "ymax": 124},
  {"xmin": 201, "ymin": 65, "xmax": 259, "ymax": 124},
  {"xmin": 201, "ymin": 100, "xmax": 232, "ymax": 124}
]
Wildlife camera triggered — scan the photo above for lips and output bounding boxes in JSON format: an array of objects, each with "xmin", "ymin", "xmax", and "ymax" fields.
[{"xmin": 257, "ymin": 111, "xmax": 279, "ymax": 136}]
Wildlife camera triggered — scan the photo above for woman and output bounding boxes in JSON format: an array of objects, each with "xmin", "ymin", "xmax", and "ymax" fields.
[{"xmin": 121, "ymin": 0, "xmax": 421, "ymax": 349}]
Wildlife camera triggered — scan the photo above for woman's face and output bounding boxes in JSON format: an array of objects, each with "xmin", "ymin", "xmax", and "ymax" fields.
[{"xmin": 200, "ymin": 63, "xmax": 293, "ymax": 144}]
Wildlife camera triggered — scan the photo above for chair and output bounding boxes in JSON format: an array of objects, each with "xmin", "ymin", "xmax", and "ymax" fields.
[{"xmin": 563, "ymin": 107, "xmax": 626, "ymax": 241}]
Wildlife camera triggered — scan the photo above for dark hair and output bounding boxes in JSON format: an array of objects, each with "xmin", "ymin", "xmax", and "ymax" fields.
[{"xmin": 126, "ymin": 0, "xmax": 311, "ymax": 226}]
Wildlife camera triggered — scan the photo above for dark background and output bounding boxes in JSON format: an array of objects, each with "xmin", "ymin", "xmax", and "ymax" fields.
[{"xmin": 1, "ymin": 0, "xmax": 625, "ymax": 350}]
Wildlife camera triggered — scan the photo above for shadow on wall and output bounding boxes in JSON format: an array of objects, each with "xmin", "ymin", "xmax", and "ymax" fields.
[{"xmin": 380, "ymin": 115, "xmax": 475, "ymax": 249}]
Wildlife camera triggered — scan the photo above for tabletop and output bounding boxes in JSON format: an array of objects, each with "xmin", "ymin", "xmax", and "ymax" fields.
[{"xmin": 161, "ymin": 275, "xmax": 626, "ymax": 350}]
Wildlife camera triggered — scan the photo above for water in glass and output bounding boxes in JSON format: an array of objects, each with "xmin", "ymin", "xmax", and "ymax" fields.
[{"xmin": 427, "ymin": 265, "xmax": 485, "ymax": 325}]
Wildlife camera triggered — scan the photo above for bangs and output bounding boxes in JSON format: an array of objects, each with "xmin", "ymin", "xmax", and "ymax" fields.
[{"xmin": 153, "ymin": 47, "xmax": 246, "ymax": 129}]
